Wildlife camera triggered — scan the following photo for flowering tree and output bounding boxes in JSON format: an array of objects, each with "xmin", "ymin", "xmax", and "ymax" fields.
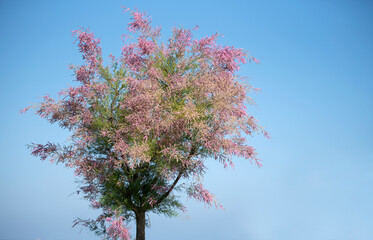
[{"xmin": 23, "ymin": 8, "xmax": 268, "ymax": 240}]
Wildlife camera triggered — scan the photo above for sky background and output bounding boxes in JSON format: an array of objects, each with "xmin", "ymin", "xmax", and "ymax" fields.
[{"xmin": 1, "ymin": 0, "xmax": 372, "ymax": 239}]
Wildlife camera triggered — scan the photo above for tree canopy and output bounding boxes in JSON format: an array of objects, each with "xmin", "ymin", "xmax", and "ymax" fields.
[{"xmin": 23, "ymin": 8, "xmax": 268, "ymax": 240}]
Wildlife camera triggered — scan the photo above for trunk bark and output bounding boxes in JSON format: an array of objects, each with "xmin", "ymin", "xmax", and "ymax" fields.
[{"xmin": 135, "ymin": 211, "xmax": 146, "ymax": 240}]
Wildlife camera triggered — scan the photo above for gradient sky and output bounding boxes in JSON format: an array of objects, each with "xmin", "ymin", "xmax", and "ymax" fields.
[{"xmin": 1, "ymin": 0, "xmax": 372, "ymax": 240}]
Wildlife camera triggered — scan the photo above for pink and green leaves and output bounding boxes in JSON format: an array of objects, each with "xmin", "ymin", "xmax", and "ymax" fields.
[{"xmin": 25, "ymin": 7, "xmax": 267, "ymax": 239}]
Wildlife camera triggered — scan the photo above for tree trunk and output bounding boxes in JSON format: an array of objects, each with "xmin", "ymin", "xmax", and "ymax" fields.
[{"xmin": 135, "ymin": 211, "xmax": 146, "ymax": 240}]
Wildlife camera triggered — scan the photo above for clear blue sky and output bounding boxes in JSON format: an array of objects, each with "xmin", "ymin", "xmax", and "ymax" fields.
[{"xmin": 1, "ymin": 0, "xmax": 372, "ymax": 239}]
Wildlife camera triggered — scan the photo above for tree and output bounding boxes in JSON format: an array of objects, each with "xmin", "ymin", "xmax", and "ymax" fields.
[{"xmin": 22, "ymin": 8, "xmax": 268, "ymax": 240}]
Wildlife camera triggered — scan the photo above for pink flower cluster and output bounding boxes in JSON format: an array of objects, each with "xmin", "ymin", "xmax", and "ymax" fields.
[
  {"xmin": 121, "ymin": 44, "xmax": 143, "ymax": 71},
  {"xmin": 214, "ymin": 46, "xmax": 247, "ymax": 72},
  {"xmin": 170, "ymin": 28, "xmax": 193, "ymax": 53},
  {"xmin": 138, "ymin": 37, "xmax": 155, "ymax": 55},
  {"xmin": 72, "ymin": 29, "xmax": 102, "ymax": 82},
  {"xmin": 75, "ymin": 65, "xmax": 94, "ymax": 84},
  {"xmin": 188, "ymin": 183, "xmax": 223, "ymax": 209},
  {"xmin": 30, "ymin": 142, "xmax": 57, "ymax": 162},
  {"xmin": 127, "ymin": 9, "xmax": 151, "ymax": 33},
  {"xmin": 106, "ymin": 215, "xmax": 131, "ymax": 240}
]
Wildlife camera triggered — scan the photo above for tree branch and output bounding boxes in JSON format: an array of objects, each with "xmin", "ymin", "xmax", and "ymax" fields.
[{"xmin": 154, "ymin": 145, "xmax": 196, "ymax": 207}]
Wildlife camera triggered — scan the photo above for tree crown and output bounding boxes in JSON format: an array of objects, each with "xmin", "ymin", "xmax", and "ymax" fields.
[{"xmin": 23, "ymin": 8, "xmax": 268, "ymax": 239}]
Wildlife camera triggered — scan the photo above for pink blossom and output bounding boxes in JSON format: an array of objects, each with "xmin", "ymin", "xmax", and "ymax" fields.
[
  {"xmin": 138, "ymin": 37, "xmax": 155, "ymax": 55},
  {"xmin": 72, "ymin": 28, "xmax": 102, "ymax": 70},
  {"xmin": 213, "ymin": 46, "xmax": 247, "ymax": 72},
  {"xmin": 147, "ymin": 197, "xmax": 157, "ymax": 207},
  {"xmin": 19, "ymin": 106, "xmax": 31, "ymax": 114},
  {"xmin": 169, "ymin": 27, "xmax": 193, "ymax": 53},
  {"xmin": 121, "ymin": 43, "xmax": 143, "ymax": 71},
  {"xmin": 106, "ymin": 215, "xmax": 131, "ymax": 240},
  {"xmin": 128, "ymin": 10, "xmax": 151, "ymax": 33},
  {"xmin": 188, "ymin": 183, "xmax": 221, "ymax": 208},
  {"xmin": 90, "ymin": 200, "xmax": 101, "ymax": 209},
  {"xmin": 75, "ymin": 65, "xmax": 93, "ymax": 84}
]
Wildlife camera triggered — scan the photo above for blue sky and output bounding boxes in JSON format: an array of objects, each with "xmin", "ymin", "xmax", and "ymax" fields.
[{"xmin": 1, "ymin": 0, "xmax": 372, "ymax": 239}]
